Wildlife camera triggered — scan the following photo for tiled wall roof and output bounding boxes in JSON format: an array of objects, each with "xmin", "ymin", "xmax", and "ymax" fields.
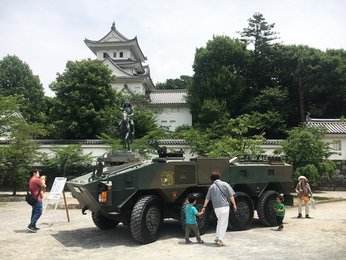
[
  {"xmin": 306, "ymin": 118, "xmax": 346, "ymax": 134},
  {"xmin": 149, "ymin": 90, "xmax": 187, "ymax": 104}
]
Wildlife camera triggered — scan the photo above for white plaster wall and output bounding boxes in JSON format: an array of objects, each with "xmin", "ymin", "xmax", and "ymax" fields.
[
  {"xmin": 322, "ymin": 135, "xmax": 346, "ymax": 160},
  {"xmin": 154, "ymin": 106, "xmax": 192, "ymax": 131},
  {"xmin": 96, "ymin": 49, "xmax": 131, "ymax": 60},
  {"xmin": 38, "ymin": 144, "xmax": 111, "ymax": 164}
]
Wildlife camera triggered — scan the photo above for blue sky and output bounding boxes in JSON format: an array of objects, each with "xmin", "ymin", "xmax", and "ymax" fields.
[{"xmin": 0, "ymin": 0, "xmax": 345, "ymax": 96}]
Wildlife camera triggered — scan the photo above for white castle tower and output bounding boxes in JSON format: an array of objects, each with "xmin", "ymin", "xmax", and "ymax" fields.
[{"xmin": 85, "ymin": 22, "xmax": 154, "ymax": 95}]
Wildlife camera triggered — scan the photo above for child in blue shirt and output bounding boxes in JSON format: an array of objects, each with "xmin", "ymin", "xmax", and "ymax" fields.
[{"xmin": 185, "ymin": 194, "xmax": 204, "ymax": 244}]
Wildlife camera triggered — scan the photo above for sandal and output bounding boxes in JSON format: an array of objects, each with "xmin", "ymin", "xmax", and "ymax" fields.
[{"xmin": 217, "ymin": 240, "xmax": 225, "ymax": 247}]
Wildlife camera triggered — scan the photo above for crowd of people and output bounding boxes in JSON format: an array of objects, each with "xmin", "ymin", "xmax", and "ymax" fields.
[{"xmin": 183, "ymin": 173, "xmax": 314, "ymax": 245}]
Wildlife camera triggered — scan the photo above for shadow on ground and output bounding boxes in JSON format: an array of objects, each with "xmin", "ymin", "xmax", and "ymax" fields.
[{"xmin": 50, "ymin": 218, "xmax": 268, "ymax": 249}]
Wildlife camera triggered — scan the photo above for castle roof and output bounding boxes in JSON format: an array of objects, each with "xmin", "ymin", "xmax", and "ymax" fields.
[{"xmin": 85, "ymin": 22, "xmax": 147, "ymax": 61}]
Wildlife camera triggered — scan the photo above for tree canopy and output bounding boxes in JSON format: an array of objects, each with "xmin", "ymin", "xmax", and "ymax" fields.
[
  {"xmin": 49, "ymin": 59, "xmax": 121, "ymax": 139},
  {"xmin": 188, "ymin": 35, "xmax": 249, "ymax": 128},
  {"xmin": 278, "ymin": 125, "xmax": 335, "ymax": 184},
  {"xmin": 188, "ymin": 13, "xmax": 346, "ymax": 139},
  {"xmin": 0, "ymin": 55, "xmax": 46, "ymax": 123},
  {"xmin": 156, "ymin": 75, "xmax": 192, "ymax": 89},
  {"xmin": 41, "ymin": 145, "xmax": 92, "ymax": 177}
]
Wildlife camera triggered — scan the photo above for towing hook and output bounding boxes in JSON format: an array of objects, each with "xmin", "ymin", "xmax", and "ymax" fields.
[{"xmin": 82, "ymin": 205, "xmax": 89, "ymax": 215}]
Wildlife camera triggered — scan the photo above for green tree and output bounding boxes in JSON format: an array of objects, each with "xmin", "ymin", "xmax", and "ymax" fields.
[
  {"xmin": 42, "ymin": 145, "xmax": 92, "ymax": 177},
  {"xmin": 309, "ymin": 49, "xmax": 346, "ymax": 118},
  {"xmin": 100, "ymin": 127, "xmax": 167, "ymax": 159},
  {"xmin": 239, "ymin": 12, "xmax": 279, "ymax": 56},
  {"xmin": 246, "ymin": 86, "xmax": 289, "ymax": 138},
  {"xmin": 238, "ymin": 12, "xmax": 280, "ymax": 93},
  {"xmin": 207, "ymin": 114, "xmax": 265, "ymax": 157},
  {"xmin": 277, "ymin": 125, "xmax": 335, "ymax": 184},
  {"xmin": 0, "ymin": 95, "xmax": 46, "ymax": 194},
  {"xmin": 156, "ymin": 75, "xmax": 192, "ymax": 89},
  {"xmin": 189, "ymin": 35, "xmax": 249, "ymax": 127},
  {"xmin": 49, "ymin": 59, "xmax": 121, "ymax": 139},
  {"xmin": 176, "ymin": 114, "xmax": 265, "ymax": 157},
  {"xmin": 272, "ymin": 45, "xmax": 346, "ymax": 125},
  {"xmin": 0, "ymin": 55, "xmax": 46, "ymax": 123},
  {"xmin": 133, "ymin": 106, "xmax": 160, "ymax": 139}
]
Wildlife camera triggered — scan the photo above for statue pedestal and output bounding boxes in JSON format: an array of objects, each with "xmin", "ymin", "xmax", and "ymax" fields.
[{"xmin": 101, "ymin": 151, "xmax": 141, "ymax": 166}]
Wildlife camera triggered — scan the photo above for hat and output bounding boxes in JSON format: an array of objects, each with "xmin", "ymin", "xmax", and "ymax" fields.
[{"xmin": 298, "ymin": 176, "xmax": 307, "ymax": 181}]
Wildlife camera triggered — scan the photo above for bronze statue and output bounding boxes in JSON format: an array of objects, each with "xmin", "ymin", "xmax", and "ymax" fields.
[{"xmin": 119, "ymin": 102, "xmax": 134, "ymax": 151}]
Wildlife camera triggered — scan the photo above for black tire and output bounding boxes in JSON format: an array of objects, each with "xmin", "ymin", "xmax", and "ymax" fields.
[
  {"xmin": 256, "ymin": 190, "xmax": 279, "ymax": 226},
  {"xmin": 92, "ymin": 212, "xmax": 119, "ymax": 230},
  {"xmin": 228, "ymin": 192, "xmax": 254, "ymax": 231},
  {"xmin": 130, "ymin": 195, "xmax": 162, "ymax": 244},
  {"xmin": 180, "ymin": 193, "xmax": 210, "ymax": 235}
]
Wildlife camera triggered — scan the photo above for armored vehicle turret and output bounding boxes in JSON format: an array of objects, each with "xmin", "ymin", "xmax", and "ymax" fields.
[{"xmin": 66, "ymin": 150, "xmax": 293, "ymax": 244}]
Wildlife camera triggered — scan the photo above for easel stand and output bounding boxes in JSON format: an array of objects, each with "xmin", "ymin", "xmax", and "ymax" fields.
[{"xmin": 39, "ymin": 177, "xmax": 70, "ymax": 226}]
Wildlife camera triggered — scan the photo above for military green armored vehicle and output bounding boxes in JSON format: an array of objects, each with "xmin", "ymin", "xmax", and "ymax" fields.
[{"xmin": 66, "ymin": 150, "xmax": 293, "ymax": 244}]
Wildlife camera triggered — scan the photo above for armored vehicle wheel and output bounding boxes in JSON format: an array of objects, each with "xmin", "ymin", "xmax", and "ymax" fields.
[
  {"xmin": 180, "ymin": 193, "xmax": 210, "ymax": 235},
  {"xmin": 92, "ymin": 212, "xmax": 119, "ymax": 230},
  {"xmin": 228, "ymin": 192, "xmax": 254, "ymax": 231},
  {"xmin": 256, "ymin": 190, "xmax": 279, "ymax": 226},
  {"xmin": 130, "ymin": 195, "xmax": 162, "ymax": 244}
]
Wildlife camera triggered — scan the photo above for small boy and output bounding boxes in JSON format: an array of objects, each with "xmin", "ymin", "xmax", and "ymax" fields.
[
  {"xmin": 185, "ymin": 194, "xmax": 204, "ymax": 244},
  {"xmin": 274, "ymin": 195, "xmax": 285, "ymax": 231}
]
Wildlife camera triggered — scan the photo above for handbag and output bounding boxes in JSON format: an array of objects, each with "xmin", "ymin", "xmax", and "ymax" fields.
[
  {"xmin": 25, "ymin": 190, "xmax": 40, "ymax": 206},
  {"xmin": 301, "ymin": 194, "xmax": 310, "ymax": 202}
]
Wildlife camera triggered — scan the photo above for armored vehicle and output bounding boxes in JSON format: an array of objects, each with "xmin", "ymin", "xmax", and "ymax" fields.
[{"xmin": 66, "ymin": 151, "xmax": 293, "ymax": 244}]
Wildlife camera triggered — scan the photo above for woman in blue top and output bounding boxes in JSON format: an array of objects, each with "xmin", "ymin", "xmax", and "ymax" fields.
[{"xmin": 185, "ymin": 194, "xmax": 204, "ymax": 244}]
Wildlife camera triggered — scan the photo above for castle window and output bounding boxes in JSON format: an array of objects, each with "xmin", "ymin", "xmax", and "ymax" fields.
[
  {"xmin": 113, "ymin": 52, "xmax": 117, "ymax": 58},
  {"xmin": 103, "ymin": 52, "xmax": 107, "ymax": 58},
  {"xmin": 332, "ymin": 140, "xmax": 342, "ymax": 151},
  {"xmin": 119, "ymin": 52, "xmax": 124, "ymax": 58}
]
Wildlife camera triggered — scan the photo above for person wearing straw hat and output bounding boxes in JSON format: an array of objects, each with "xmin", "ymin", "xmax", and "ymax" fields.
[{"xmin": 295, "ymin": 176, "xmax": 313, "ymax": 218}]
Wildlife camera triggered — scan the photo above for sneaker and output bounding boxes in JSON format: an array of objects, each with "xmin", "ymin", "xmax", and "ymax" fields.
[
  {"xmin": 185, "ymin": 240, "xmax": 192, "ymax": 244},
  {"xmin": 276, "ymin": 225, "xmax": 283, "ymax": 231},
  {"xmin": 27, "ymin": 225, "xmax": 37, "ymax": 233},
  {"xmin": 297, "ymin": 213, "xmax": 302, "ymax": 218},
  {"xmin": 197, "ymin": 240, "xmax": 204, "ymax": 244},
  {"xmin": 32, "ymin": 226, "xmax": 40, "ymax": 231},
  {"xmin": 305, "ymin": 215, "xmax": 311, "ymax": 219}
]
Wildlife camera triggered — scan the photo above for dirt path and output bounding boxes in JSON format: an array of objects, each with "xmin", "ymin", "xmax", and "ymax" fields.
[{"xmin": 0, "ymin": 200, "xmax": 345, "ymax": 260}]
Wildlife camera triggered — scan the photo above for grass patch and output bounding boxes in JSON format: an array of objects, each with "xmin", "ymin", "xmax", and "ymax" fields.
[{"xmin": 313, "ymin": 196, "xmax": 330, "ymax": 201}]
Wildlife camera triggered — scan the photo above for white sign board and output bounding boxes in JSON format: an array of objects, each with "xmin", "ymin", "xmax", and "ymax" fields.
[{"xmin": 48, "ymin": 177, "xmax": 67, "ymax": 200}]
